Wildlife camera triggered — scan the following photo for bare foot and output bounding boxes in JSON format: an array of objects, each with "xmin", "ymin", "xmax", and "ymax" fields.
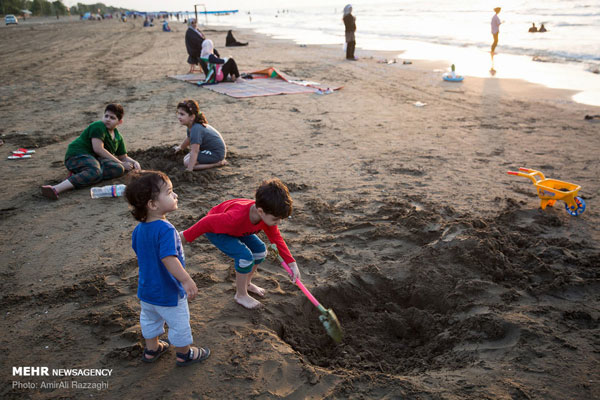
[
  {"xmin": 234, "ymin": 293, "xmax": 262, "ymax": 309},
  {"xmin": 247, "ymin": 283, "xmax": 265, "ymax": 297},
  {"xmin": 41, "ymin": 185, "xmax": 59, "ymax": 200},
  {"xmin": 191, "ymin": 159, "xmax": 229, "ymax": 170}
]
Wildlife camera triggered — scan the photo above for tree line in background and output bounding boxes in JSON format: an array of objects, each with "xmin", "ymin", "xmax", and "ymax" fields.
[{"xmin": 1, "ymin": 0, "xmax": 128, "ymax": 16}]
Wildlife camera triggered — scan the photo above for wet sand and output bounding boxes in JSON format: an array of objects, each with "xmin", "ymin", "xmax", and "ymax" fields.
[{"xmin": 1, "ymin": 17, "xmax": 599, "ymax": 399}]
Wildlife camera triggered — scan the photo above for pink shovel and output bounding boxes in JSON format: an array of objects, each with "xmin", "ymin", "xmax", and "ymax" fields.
[{"xmin": 270, "ymin": 244, "xmax": 343, "ymax": 343}]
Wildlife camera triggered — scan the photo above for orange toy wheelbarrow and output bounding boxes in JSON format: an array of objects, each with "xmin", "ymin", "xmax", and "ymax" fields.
[{"xmin": 507, "ymin": 168, "xmax": 586, "ymax": 216}]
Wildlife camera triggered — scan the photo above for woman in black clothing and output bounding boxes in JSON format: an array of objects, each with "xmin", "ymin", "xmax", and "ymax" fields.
[
  {"xmin": 343, "ymin": 4, "xmax": 357, "ymax": 60},
  {"xmin": 226, "ymin": 30, "xmax": 248, "ymax": 47},
  {"xmin": 185, "ymin": 19, "xmax": 220, "ymax": 74},
  {"xmin": 201, "ymin": 39, "xmax": 242, "ymax": 83}
]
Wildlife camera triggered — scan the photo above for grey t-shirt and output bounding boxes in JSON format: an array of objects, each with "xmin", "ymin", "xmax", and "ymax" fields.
[{"xmin": 187, "ymin": 123, "xmax": 226, "ymax": 159}]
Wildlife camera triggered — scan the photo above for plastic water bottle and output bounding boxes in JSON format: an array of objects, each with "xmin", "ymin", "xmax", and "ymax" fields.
[
  {"xmin": 451, "ymin": 64, "xmax": 456, "ymax": 78},
  {"xmin": 90, "ymin": 184, "xmax": 126, "ymax": 198}
]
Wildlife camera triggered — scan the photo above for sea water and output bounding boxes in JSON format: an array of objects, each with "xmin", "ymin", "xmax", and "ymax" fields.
[{"xmin": 186, "ymin": 0, "xmax": 600, "ymax": 106}]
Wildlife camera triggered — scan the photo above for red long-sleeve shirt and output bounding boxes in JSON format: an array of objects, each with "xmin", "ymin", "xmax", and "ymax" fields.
[{"xmin": 183, "ymin": 199, "xmax": 295, "ymax": 264}]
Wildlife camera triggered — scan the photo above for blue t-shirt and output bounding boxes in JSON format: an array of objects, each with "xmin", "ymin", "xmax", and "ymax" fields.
[{"xmin": 132, "ymin": 219, "xmax": 186, "ymax": 306}]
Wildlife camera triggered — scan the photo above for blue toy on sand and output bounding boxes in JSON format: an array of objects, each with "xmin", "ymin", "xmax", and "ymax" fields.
[
  {"xmin": 443, "ymin": 74, "xmax": 464, "ymax": 82},
  {"xmin": 443, "ymin": 64, "xmax": 464, "ymax": 82}
]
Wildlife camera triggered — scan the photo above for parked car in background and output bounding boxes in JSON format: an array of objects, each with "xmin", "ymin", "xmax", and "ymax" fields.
[{"xmin": 5, "ymin": 14, "xmax": 19, "ymax": 25}]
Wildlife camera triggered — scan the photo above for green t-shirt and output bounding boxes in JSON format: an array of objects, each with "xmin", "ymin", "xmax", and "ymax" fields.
[{"xmin": 64, "ymin": 120, "xmax": 127, "ymax": 161}]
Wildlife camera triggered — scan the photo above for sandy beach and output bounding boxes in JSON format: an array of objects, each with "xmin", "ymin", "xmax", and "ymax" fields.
[{"xmin": 1, "ymin": 17, "xmax": 599, "ymax": 399}]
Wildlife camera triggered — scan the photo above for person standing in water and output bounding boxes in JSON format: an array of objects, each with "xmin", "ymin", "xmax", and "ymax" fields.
[
  {"xmin": 343, "ymin": 4, "xmax": 357, "ymax": 60},
  {"xmin": 491, "ymin": 7, "xmax": 501, "ymax": 54}
]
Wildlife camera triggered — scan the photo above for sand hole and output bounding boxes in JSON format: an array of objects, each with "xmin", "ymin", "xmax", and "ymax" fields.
[
  {"xmin": 271, "ymin": 272, "xmax": 513, "ymax": 374},
  {"xmin": 128, "ymin": 145, "xmax": 245, "ymax": 186}
]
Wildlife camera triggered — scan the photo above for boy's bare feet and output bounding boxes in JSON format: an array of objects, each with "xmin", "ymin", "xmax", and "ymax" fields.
[
  {"xmin": 247, "ymin": 283, "xmax": 265, "ymax": 297},
  {"xmin": 234, "ymin": 293, "xmax": 262, "ymax": 309},
  {"xmin": 217, "ymin": 159, "xmax": 228, "ymax": 167},
  {"xmin": 41, "ymin": 185, "xmax": 59, "ymax": 200}
]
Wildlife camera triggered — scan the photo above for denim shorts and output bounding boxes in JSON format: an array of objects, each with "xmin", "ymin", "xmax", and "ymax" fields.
[
  {"xmin": 205, "ymin": 233, "xmax": 267, "ymax": 274},
  {"xmin": 140, "ymin": 296, "xmax": 193, "ymax": 347}
]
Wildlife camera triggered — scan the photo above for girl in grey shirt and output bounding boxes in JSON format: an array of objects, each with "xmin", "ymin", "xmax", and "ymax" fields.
[{"xmin": 174, "ymin": 99, "xmax": 227, "ymax": 171}]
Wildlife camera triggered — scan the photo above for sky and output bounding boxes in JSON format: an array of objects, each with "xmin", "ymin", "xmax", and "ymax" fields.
[{"xmin": 63, "ymin": 0, "xmax": 342, "ymax": 12}]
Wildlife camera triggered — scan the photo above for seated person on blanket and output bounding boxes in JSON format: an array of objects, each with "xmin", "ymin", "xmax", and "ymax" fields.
[
  {"xmin": 173, "ymin": 99, "xmax": 227, "ymax": 171},
  {"xmin": 40, "ymin": 103, "xmax": 140, "ymax": 200},
  {"xmin": 184, "ymin": 18, "xmax": 220, "ymax": 75},
  {"xmin": 181, "ymin": 178, "xmax": 301, "ymax": 309},
  {"xmin": 226, "ymin": 30, "xmax": 248, "ymax": 46},
  {"xmin": 200, "ymin": 39, "xmax": 242, "ymax": 83}
]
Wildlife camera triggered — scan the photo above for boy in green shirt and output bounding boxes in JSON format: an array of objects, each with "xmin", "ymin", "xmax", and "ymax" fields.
[{"xmin": 41, "ymin": 104, "xmax": 140, "ymax": 200}]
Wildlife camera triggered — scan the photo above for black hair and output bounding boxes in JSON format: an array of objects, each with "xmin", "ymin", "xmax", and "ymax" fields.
[
  {"xmin": 125, "ymin": 170, "xmax": 170, "ymax": 221},
  {"xmin": 255, "ymin": 178, "xmax": 293, "ymax": 219},
  {"xmin": 105, "ymin": 103, "xmax": 124, "ymax": 120},
  {"xmin": 177, "ymin": 99, "xmax": 207, "ymax": 126}
]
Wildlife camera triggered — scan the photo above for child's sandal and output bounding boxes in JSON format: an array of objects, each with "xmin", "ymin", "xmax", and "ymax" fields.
[
  {"xmin": 175, "ymin": 347, "xmax": 210, "ymax": 367},
  {"xmin": 141, "ymin": 339, "xmax": 170, "ymax": 363}
]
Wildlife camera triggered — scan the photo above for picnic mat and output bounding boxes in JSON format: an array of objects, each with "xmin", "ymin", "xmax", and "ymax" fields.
[{"xmin": 168, "ymin": 67, "xmax": 341, "ymax": 98}]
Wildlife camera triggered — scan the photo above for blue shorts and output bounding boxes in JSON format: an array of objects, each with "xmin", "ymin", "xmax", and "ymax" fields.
[
  {"xmin": 205, "ymin": 233, "xmax": 267, "ymax": 274},
  {"xmin": 140, "ymin": 296, "xmax": 193, "ymax": 347}
]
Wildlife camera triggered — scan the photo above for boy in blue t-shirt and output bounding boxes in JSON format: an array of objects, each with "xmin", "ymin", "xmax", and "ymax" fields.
[{"xmin": 125, "ymin": 170, "xmax": 210, "ymax": 367}]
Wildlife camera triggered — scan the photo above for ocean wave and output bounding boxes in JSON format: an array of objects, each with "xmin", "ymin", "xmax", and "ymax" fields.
[
  {"xmin": 212, "ymin": 3, "xmax": 600, "ymax": 66},
  {"xmin": 352, "ymin": 28, "xmax": 600, "ymax": 64},
  {"xmin": 526, "ymin": 12, "xmax": 600, "ymax": 17},
  {"xmin": 553, "ymin": 22, "xmax": 588, "ymax": 27}
]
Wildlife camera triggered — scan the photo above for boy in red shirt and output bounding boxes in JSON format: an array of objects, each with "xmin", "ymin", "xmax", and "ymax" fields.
[{"xmin": 181, "ymin": 179, "xmax": 300, "ymax": 309}]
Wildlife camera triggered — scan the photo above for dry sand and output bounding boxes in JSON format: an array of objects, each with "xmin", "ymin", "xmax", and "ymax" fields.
[{"xmin": 1, "ymin": 17, "xmax": 599, "ymax": 400}]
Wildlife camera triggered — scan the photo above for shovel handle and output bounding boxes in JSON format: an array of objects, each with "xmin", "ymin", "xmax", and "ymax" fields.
[{"xmin": 270, "ymin": 245, "xmax": 324, "ymax": 311}]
